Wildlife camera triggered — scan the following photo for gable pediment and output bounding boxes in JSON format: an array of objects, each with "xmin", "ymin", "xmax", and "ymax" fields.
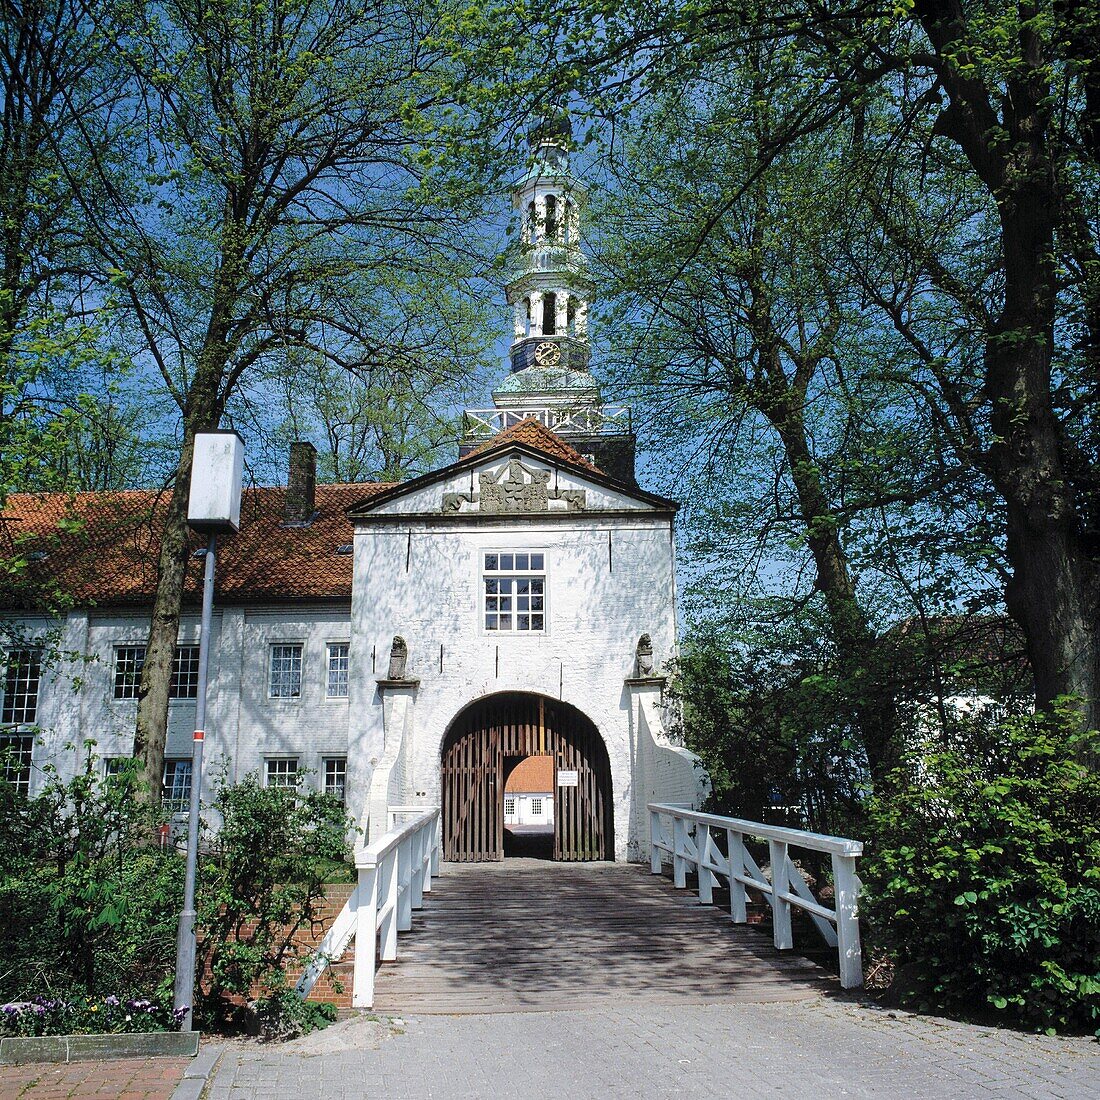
[{"xmin": 347, "ymin": 443, "xmax": 676, "ymax": 519}]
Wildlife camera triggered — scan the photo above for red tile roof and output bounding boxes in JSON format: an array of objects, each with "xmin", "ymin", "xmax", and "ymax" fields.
[
  {"xmin": 0, "ymin": 482, "xmax": 391, "ymax": 608},
  {"xmin": 0, "ymin": 419, "xmax": 644, "ymax": 609},
  {"xmin": 465, "ymin": 418, "xmax": 602, "ymax": 473},
  {"xmin": 505, "ymin": 754, "xmax": 555, "ymax": 794}
]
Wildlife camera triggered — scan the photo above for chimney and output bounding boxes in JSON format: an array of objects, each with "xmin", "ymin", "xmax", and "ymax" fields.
[{"xmin": 285, "ymin": 442, "xmax": 317, "ymax": 524}]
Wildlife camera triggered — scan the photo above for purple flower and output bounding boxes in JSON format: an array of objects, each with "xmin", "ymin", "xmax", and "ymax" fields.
[{"xmin": 105, "ymin": 995, "xmax": 120, "ymax": 1007}]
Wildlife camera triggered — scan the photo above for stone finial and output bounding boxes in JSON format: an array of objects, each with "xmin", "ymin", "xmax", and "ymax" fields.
[
  {"xmin": 635, "ymin": 633, "xmax": 654, "ymax": 678},
  {"xmin": 388, "ymin": 636, "xmax": 408, "ymax": 680}
]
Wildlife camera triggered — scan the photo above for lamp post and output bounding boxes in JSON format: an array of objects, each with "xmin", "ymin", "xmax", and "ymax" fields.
[{"xmin": 173, "ymin": 430, "xmax": 244, "ymax": 1032}]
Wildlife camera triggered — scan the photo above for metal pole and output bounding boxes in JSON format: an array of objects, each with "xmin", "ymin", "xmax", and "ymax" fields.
[{"xmin": 173, "ymin": 531, "xmax": 217, "ymax": 1031}]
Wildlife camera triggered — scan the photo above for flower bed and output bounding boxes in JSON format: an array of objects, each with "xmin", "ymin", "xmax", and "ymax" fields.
[{"xmin": 0, "ymin": 996, "xmax": 187, "ymax": 1038}]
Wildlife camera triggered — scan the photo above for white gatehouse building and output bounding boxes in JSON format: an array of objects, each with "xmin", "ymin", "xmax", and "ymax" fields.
[{"xmin": 0, "ymin": 115, "xmax": 707, "ymax": 862}]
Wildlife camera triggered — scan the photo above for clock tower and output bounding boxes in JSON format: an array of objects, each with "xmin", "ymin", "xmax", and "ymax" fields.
[{"xmin": 462, "ymin": 109, "xmax": 637, "ymax": 483}]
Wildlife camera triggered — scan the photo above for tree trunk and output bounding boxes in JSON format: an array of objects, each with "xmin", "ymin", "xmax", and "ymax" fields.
[
  {"xmin": 773, "ymin": 413, "xmax": 900, "ymax": 785},
  {"xmin": 987, "ymin": 203, "xmax": 1100, "ymax": 729},
  {"xmin": 132, "ymin": 371, "xmax": 223, "ymax": 803}
]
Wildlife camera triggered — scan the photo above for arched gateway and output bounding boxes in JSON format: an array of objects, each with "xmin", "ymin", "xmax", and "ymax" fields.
[{"xmin": 441, "ymin": 692, "xmax": 613, "ymax": 862}]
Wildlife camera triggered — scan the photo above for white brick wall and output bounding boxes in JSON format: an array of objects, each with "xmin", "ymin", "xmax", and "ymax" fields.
[{"xmin": 6, "ymin": 449, "xmax": 709, "ymax": 859}]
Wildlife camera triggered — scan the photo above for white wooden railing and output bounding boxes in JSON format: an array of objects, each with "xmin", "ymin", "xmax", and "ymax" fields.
[
  {"xmin": 295, "ymin": 807, "xmax": 440, "ymax": 1005},
  {"xmin": 462, "ymin": 405, "xmax": 631, "ymax": 438},
  {"xmin": 353, "ymin": 807, "xmax": 440, "ymax": 1008},
  {"xmin": 648, "ymin": 803, "xmax": 864, "ymax": 988}
]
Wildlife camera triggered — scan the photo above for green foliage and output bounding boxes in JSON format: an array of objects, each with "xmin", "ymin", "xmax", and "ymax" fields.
[
  {"xmin": 0, "ymin": 747, "xmax": 182, "ymax": 1004},
  {"xmin": 196, "ymin": 773, "xmax": 352, "ymax": 1031},
  {"xmin": 669, "ymin": 627, "xmax": 869, "ymax": 837},
  {"xmin": 863, "ymin": 705, "xmax": 1100, "ymax": 1034},
  {"xmin": 251, "ymin": 985, "xmax": 338, "ymax": 1042},
  {"xmin": 0, "ymin": 994, "xmax": 185, "ymax": 1037}
]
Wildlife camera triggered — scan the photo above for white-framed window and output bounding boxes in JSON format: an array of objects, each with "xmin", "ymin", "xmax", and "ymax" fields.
[
  {"xmin": 114, "ymin": 646, "xmax": 145, "ymax": 699},
  {"xmin": 531, "ymin": 797, "xmax": 543, "ymax": 816},
  {"xmin": 326, "ymin": 643, "xmax": 349, "ymax": 699},
  {"xmin": 483, "ymin": 552, "xmax": 546, "ymax": 632},
  {"xmin": 269, "ymin": 643, "xmax": 303, "ymax": 698},
  {"xmin": 266, "ymin": 757, "xmax": 299, "ymax": 788},
  {"xmin": 504, "ymin": 797, "xmax": 516, "ymax": 816},
  {"xmin": 114, "ymin": 645, "xmax": 204, "ymax": 701},
  {"xmin": 171, "ymin": 645, "xmax": 201, "ymax": 699},
  {"xmin": 323, "ymin": 756, "xmax": 346, "ymax": 803},
  {"xmin": 163, "ymin": 757, "xmax": 192, "ymax": 812},
  {"xmin": 0, "ymin": 733, "xmax": 33, "ymax": 796},
  {"xmin": 2, "ymin": 648, "xmax": 41, "ymax": 724}
]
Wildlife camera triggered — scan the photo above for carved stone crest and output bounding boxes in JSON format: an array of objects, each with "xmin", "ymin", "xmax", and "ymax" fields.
[
  {"xmin": 441, "ymin": 457, "xmax": 587, "ymax": 514},
  {"xmin": 635, "ymin": 633, "xmax": 655, "ymax": 678},
  {"xmin": 479, "ymin": 458, "xmax": 550, "ymax": 513}
]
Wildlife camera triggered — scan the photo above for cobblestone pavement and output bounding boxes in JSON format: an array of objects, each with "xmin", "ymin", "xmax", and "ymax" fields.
[
  {"xmin": 200, "ymin": 999, "xmax": 1100, "ymax": 1099},
  {"xmin": 0, "ymin": 1055, "xmax": 190, "ymax": 1099}
]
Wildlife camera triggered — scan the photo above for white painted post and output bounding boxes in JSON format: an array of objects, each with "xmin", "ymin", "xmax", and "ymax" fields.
[
  {"xmin": 410, "ymin": 827, "xmax": 425, "ymax": 910},
  {"xmin": 697, "ymin": 827, "xmax": 714, "ymax": 905},
  {"xmin": 727, "ymin": 829, "xmax": 747, "ymax": 923},
  {"xmin": 430, "ymin": 814, "xmax": 441, "ymax": 879},
  {"xmin": 397, "ymin": 835, "xmax": 413, "ymax": 931},
  {"xmin": 832, "ymin": 852, "xmax": 863, "ymax": 988},
  {"xmin": 768, "ymin": 839, "xmax": 793, "ymax": 950},
  {"xmin": 673, "ymin": 815, "xmax": 688, "ymax": 888},
  {"xmin": 352, "ymin": 863, "xmax": 378, "ymax": 1008},
  {"xmin": 379, "ymin": 851, "xmax": 399, "ymax": 961},
  {"xmin": 650, "ymin": 809, "xmax": 663, "ymax": 874}
]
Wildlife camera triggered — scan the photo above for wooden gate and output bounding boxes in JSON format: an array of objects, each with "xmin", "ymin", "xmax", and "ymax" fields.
[{"xmin": 441, "ymin": 693, "xmax": 613, "ymax": 862}]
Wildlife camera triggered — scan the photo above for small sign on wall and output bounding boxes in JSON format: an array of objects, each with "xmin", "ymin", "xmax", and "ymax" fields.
[{"xmin": 557, "ymin": 769, "xmax": 579, "ymax": 787}]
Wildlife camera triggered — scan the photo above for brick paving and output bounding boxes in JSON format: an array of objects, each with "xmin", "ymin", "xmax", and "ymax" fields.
[
  {"xmin": 0, "ymin": 1055, "xmax": 190, "ymax": 1100},
  {"xmin": 201, "ymin": 1000, "xmax": 1100, "ymax": 1099}
]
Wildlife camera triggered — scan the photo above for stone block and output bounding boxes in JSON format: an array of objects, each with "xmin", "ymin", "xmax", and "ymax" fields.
[{"xmin": 0, "ymin": 1030, "xmax": 199, "ymax": 1064}]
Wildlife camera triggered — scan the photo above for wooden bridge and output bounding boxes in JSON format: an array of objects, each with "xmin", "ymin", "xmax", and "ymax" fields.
[
  {"xmin": 297, "ymin": 805, "xmax": 864, "ymax": 1013},
  {"xmin": 369, "ymin": 859, "xmax": 830, "ymax": 1014}
]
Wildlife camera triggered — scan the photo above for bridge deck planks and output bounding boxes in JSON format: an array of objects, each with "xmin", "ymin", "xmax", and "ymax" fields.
[{"xmin": 370, "ymin": 859, "xmax": 833, "ymax": 1014}]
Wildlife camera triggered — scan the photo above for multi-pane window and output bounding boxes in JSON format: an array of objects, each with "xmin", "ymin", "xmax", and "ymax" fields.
[
  {"xmin": 266, "ymin": 757, "xmax": 299, "ymax": 789},
  {"xmin": 162, "ymin": 758, "xmax": 192, "ymax": 812},
  {"xmin": 483, "ymin": 552, "xmax": 546, "ymax": 632},
  {"xmin": 2, "ymin": 649, "xmax": 41, "ymax": 724},
  {"xmin": 323, "ymin": 756, "xmax": 346, "ymax": 803},
  {"xmin": 171, "ymin": 645, "xmax": 201, "ymax": 699},
  {"xmin": 504, "ymin": 797, "xmax": 516, "ymax": 816},
  {"xmin": 531, "ymin": 797, "xmax": 543, "ymax": 816},
  {"xmin": 114, "ymin": 646, "xmax": 145, "ymax": 699},
  {"xmin": 326, "ymin": 644, "xmax": 349, "ymax": 699},
  {"xmin": 269, "ymin": 644, "xmax": 303, "ymax": 698},
  {"xmin": 0, "ymin": 733, "xmax": 33, "ymax": 796},
  {"xmin": 115, "ymin": 645, "xmax": 202, "ymax": 700}
]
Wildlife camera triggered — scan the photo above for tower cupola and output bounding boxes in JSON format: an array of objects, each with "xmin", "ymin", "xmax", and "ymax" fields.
[{"xmin": 504, "ymin": 110, "xmax": 592, "ymax": 375}]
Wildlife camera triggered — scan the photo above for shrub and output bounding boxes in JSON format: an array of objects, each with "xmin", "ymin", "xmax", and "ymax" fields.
[
  {"xmin": 196, "ymin": 773, "xmax": 351, "ymax": 1030},
  {"xmin": 0, "ymin": 746, "xmax": 182, "ymax": 1002},
  {"xmin": 862, "ymin": 704, "xmax": 1100, "ymax": 1033}
]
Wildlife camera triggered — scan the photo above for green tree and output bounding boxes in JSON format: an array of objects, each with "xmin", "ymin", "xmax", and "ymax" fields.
[
  {"xmin": 84, "ymin": 0, "xmax": 500, "ymax": 800},
  {"xmin": 451, "ymin": 0, "xmax": 1100, "ymax": 727}
]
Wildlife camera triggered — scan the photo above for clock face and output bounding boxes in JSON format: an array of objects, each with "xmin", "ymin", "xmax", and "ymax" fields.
[{"xmin": 534, "ymin": 341, "xmax": 561, "ymax": 367}]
